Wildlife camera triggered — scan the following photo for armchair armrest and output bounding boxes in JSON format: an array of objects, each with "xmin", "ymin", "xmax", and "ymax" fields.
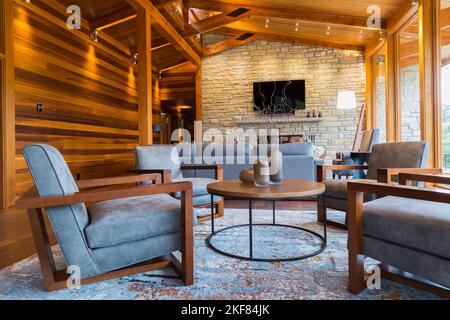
[
  {"xmin": 399, "ymin": 171, "xmax": 449, "ymax": 186},
  {"xmin": 316, "ymin": 164, "xmax": 368, "ymax": 182},
  {"xmin": 15, "ymin": 181, "xmax": 192, "ymax": 210},
  {"xmin": 181, "ymin": 165, "xmax": 224, "ymax": 180},
  {"xmin": 128, "ymin": 169, "xmax": 172, "ymax": 183},
  {"xmin": 77, "ymin": 174, "xmax": 161, "ymax": 189},
  {"xmin": 377, "ymin": 168, "xmax": 443, "ymax": 183}
]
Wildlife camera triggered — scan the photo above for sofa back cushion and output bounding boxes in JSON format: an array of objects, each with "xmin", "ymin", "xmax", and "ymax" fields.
[
  {"xmin": 23, "ymin": 144, "xmax": 100, "ymax": 278},
  {"xmin": 135, "ymin": 145, "xmax": 183, "ymax": 179},
  {"xmin": 279, "ymin": 142, "xmax": 314, "ymax": 156},
  {"xmin": 366, "ymin": 141, "xmax": 429, "ymax": 180}
]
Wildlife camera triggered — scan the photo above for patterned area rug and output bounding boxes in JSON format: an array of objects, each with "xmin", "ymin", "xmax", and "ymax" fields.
[{"xmin": 0, "ymin": 209, "xmax": 440, "ymax": 300}]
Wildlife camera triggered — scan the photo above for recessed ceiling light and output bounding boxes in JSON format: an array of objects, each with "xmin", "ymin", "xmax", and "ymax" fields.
[
  {"xmin": 294, "ymin": 21, "xmax": 300, "ymax": 32},
  {"xmin": 265, "ymin": 18, "xmax": 270, "ymax": 28}
]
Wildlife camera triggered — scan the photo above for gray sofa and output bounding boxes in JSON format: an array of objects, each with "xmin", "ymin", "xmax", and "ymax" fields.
[{"xmin": 180, "ymin": 142, "xmax": 323, "ymax": 181}]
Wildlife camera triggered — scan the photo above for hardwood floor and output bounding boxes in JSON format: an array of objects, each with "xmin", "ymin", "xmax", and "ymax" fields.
[{"xmin": 0, "ymin": 200, "xmax": 317, "ymax": 269}]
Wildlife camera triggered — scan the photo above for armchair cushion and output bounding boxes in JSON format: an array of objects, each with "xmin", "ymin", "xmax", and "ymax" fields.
[
  {"xmin": 86, "ymin": 194, "xmax": 182, "ymax": 249},
  {"xmin": 364, "ymin": 196, "xmax": 450, "ymax": 260},
  {"xmin": 173, "ymin": 177, "xmax": 217, "ymax": 199}
]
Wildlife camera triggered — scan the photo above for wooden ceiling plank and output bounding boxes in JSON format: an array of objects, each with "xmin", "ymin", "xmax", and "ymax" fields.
[
  {"xmin": 185, "ymin": 0, "xmax": 387, "ymax": 30},
  {"xmin": 203, "ymin": 32, "xmax": 257, "ymax": 57}
]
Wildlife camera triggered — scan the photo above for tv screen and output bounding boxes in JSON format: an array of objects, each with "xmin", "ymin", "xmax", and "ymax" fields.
[{"xmin": 253, "ymin": 80, "xmax": 306, "ymax": 114}]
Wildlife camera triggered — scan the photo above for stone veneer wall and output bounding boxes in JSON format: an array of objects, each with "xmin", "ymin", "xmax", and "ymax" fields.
[{"xmin": 201, "ymin": 34, "xmax": 366, "ymax": 161}]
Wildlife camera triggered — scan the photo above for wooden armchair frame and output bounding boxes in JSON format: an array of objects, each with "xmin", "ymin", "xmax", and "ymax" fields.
[
  {"xmin": 15, "ymin": 173, "xmax": 194, "ymax": 292},
  {"xmin": 347, "ymin": 175, "xmax": 450, "ymax": 298},
  {"xmin": 131, "ymin": 165, "xmax": 224, "ymax": 222},
  {"xmin": 316, "ymin": 164, "xmax": 442, "ymax": 229}
]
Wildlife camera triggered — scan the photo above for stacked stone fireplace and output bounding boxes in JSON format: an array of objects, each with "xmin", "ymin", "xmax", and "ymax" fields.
[{"xmin": 201, "ymin": 33, "xmax": 366, "ymax": 160}]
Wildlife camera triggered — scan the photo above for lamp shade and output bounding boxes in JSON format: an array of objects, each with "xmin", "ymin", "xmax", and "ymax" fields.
[{"xmin": 336, "ymin": 90, "xmax": 357, "ymax": 110}]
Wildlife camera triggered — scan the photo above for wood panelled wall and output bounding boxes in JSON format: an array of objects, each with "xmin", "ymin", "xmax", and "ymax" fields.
[{"xmin": 13, "ymin": 3, "xmax": 144, "ymax": 197}]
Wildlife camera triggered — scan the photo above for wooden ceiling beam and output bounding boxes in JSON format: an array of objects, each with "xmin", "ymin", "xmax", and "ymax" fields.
[
  {"xmin": 255, "ymin": 32, "xmax": 365, "ymax": 52},
  {"xmin": 91, "ymin": 7, "xmax": 137, "ymax": 30},
  {"xmin": 386, "ymin": 0, "xmax": 418, "ymax": 35},
  {"xmin": 185, "ymin": 0, "xmax": 386, "ymax": 30},
  {"xmin": 185, "ymin": 8, "xmax": 254, "ymax": 37},
  {"xmin": 150, "ymin": 1, "xmax": 201, "ymax": 66},
  {"xmin": 127, "ymin": 0, "xmax": 201, "ymax": 66},
  {"xmin": 158, "ymin": 1, "xmax": 203, "ymax": 54},
  {"xmin": 215, "ymin": 27, "xmax": 365, "ymax": 52},
  {"xmin": 203, "ymin": 32, "xmax": 257, "ymax": 57}
]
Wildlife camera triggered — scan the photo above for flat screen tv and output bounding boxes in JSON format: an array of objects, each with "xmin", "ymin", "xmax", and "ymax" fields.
[{"xmin": 253, "ymin": 80, "xmax": 306, "ymax": 114}]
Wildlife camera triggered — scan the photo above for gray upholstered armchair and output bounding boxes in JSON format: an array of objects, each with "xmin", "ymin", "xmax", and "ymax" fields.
[
  {"xmin": 16, "ymin": 144, "xmax": 194, "ymax": 291},
  {"xmin": 133, "ymin": 145, "xmax": 223, "ymax": 222},
  {"xmin": 332, "ymin": 129, "xmax": 380, "ymax": 179},
  {"xmin": 317, "ymin": 141, "xmax": 431, "ymax": 229},
  {"xmin": 347, "ymin": 172, "xmax": 450, "ymax": 297}
]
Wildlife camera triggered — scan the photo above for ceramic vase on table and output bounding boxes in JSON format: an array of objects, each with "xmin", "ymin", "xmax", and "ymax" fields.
[
  {"xmin": 270, "ymin": 149, "xmax": 283, "ymax": 185},
  {"xmin": 253, "ymin": 160, "xmax": 270, "ymax": 188}
]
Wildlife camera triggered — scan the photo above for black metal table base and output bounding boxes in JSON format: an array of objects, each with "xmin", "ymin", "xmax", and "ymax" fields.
[{"xmin": 206, "ymin": 196, "xmax": 327, "ymax": 262}]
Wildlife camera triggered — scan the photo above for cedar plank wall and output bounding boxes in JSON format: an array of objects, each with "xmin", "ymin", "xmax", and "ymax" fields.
[{"xmin": 13, "ymin": 3, "xmax": 160, "ymax": 198}]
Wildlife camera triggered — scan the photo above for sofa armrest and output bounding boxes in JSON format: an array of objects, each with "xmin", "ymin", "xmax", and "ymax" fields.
[
  {"xmin": 181, "ymin": 165, "xmax": 224, "ymax": 180},
  {"xmin": 128, "ymin": 169, "xmax": 172, "ymax": 183}
]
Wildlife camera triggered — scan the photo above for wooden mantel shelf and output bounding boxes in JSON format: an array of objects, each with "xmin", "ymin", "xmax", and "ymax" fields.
[{"xmin": 236, "ymin": 116, "xmax": 324, "ymax": 124}]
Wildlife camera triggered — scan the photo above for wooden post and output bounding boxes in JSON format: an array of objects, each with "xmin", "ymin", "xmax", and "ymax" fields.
[
  {"xmin": 0, "ymin": 0, "xmax": 16, "ymax": 208},
  {"xmin": 365, "ymin": 54, "xmax": 373, "ymax": 131},
  {"xmin": 127, "ymin": 0, "xmax": 153, "ymax": 146},
  {"xmin": 385, "ymin": 35, "xmax": 399, "ymax": 143},
  {"xmin": 195, "ymin": 66, "xmax": 202, "ymax": 121},
  {"xmin": 137, "ymin": 8, "xmax": 152, "ymax": 145},
  {"xmin": 419, "ymin": 0, "xmax": 441, "ymax": 167}
]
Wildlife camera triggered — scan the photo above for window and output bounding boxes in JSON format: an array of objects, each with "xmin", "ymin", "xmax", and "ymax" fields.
[
  {"xmin": 398, "ymin": 15, "xmax": 421, "ymax": 142},
  {"xmin": 372, "ymin": 49, "xmax": 387, "ymax": 142},
  {"xmin": 441, "ymin": 1, "xmax": 450, "ymax": 170}
]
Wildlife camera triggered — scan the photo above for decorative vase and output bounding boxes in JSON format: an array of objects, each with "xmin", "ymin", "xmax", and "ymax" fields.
[
  {"xmin": 253, "ymin": 160, "xmax": 270, "ymax": 188},
  {"xmin": 270, "ymin": 149, "xmax": 283, "ymax": 185},
  {"xmin": 239, "ymin": 169, "xmax": 254, "ymax": 184}
]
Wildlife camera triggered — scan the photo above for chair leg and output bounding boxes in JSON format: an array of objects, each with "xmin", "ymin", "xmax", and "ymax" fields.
[
  {"xmin": 348, "ymin": 190, "xmax": 366, "ymax": 294},
  {"xmin": 348, "ymin": 251, "xmax": 366, "ymax": 294},
  {"xmin": 317, "ymin": 196, "xmax": 326, "ymax": 223},
  {"xmin": 216, "ymin": 198, "xmax": 225, "ymax": 218},
  {"xmin": 181, "ymin": 190, "xmax": 194, "ymax": 286}
]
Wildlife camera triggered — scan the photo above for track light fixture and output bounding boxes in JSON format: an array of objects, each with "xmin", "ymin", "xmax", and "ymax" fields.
[
  {"xmin": 90, "ymin": 30, "xmax": 99, "ymax": 42},
  {"xmin": 130, "ymin": 53, "xmax": 138, "ymax": 65}
]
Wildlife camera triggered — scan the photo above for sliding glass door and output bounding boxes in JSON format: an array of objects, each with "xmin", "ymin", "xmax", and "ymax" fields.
[{"xmin": 441, "ymin": 0, "xmax": 450, "ymax": 170}]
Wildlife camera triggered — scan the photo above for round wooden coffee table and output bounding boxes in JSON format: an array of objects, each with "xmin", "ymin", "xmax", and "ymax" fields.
[{"xmin": 206, "ymin": 180, "xmax": 327, "ymax": 262}]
